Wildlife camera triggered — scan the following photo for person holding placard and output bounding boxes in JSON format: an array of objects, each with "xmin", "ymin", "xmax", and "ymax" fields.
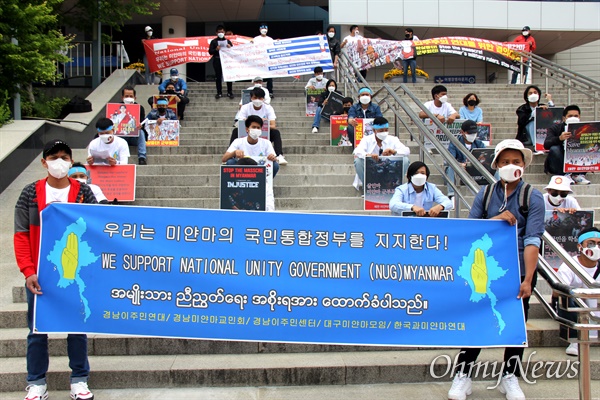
[
  {"xmin": 515, "ymin": 84, "xmax": 553, "ymax": 148},
  {"xmin": 120, "ymin": 86, "xmax": 148, "ymax": 165},
  {"xmin": 223, "ymin": 115, "xmax": 279, "ymax": 177},
  {"xmin": 353, "ymin": 117, "xmax": 410, "ymax": 191},
  {"xmin": 209, "ymin": 25, "xmax": 234, "ymax": 99},
  {"xmin": 347, "ymin": 87, "xmax": 382, "ymax": 146},
  {"xmin": 146, "ymin": 97, "xmax": 178, "ymax": 123},
  {"xmin": 311, "ymin": 79, "xmax": 342, "ymax": 133},
  {"xmin": 543, "ymin": 105, "xmax": 590, "ymax": 185},
  {"xmin": 253, "ymin": 24, "xmax": 275, "ymax": 97},
  {"xmin": 389, "ymin": 161, "xmax": 452, "ymax": 217},
  {"xmin": 87, "ymin": 118, "xmax": 130, "ymax": 166}
]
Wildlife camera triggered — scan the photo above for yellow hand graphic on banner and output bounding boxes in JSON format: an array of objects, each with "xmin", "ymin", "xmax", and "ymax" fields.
[
  {"xmin": 61, "ymin": 232, "xmax": 79, "ymax": 279},
  {"xmin": 471, "ymin": 248, "xmax": 488, "ymax": 294}
]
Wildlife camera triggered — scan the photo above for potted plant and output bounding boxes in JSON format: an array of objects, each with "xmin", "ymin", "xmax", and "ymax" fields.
[
  {"xmin": 383, "ymin": 67, "xmax": 429, "ymax": 83},
  {"xmin": 125, "ymin": 61, "xmax": 162, "ymax": 83}
]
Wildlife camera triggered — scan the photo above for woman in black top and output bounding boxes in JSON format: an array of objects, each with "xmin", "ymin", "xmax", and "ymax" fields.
[{"xmin": 326, "ymin": 26, "xmax": 340, "ymax": 72}]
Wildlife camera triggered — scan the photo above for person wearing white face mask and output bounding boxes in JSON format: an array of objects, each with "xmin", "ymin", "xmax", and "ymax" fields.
[
  {"xmin": 347, "ymin": 87, "xmax": 383, "ymax": 146},
  {"xmin": 231, "ymin": 87, "xmax": 287, "ymax": 165},
  {"xmin": 120, "ymin": 86, "xmax": 148, "ymax": 165},
  {"xmin": 68, "ymin": 162, "xmax": 109, "ymax": 204},
  {"xmin": 516, "ymin": 84, "xmax": 553, "ymax": 148},
  {"xmin": 142, "ymin": 26, "xmax": 158, "ymax": 84},
  {"xmin": 209, "ymin": 25, "xmax": 234, "ymax": 99},
  {"xmin": 543, "ymin": 175, "xmax": 580, "ymax": 213},
  {"xmin": 448, "ymin": 139, "xmax": 544, "ymax": 400},
  {"xmin": 353, "ymin": 117, "xmax": 410, "ymax": 191},
  {"xmin": 305, "ymin": 66, "xmax": 327, "ymax": 90},
  {"xmin": 543, "ymin": 104, "xmax": 591, "ymax": 185},
  {"xmin": 326, "ymin": 26, "xmax": 340, "ymax": 76},
  {"xmin": 253, "ymin": 24, "xmax": 275, "ymax": 97},
  {"xmin": 311, "ymin": 79, "xmax": 342, "ymax": 133},
  {"xmin": 15, "ymin": 139, "xmax": 97, "ymax": 400},
  {"xmin": 418, "ymin": 85, "xmax": 459, "ymax": 124},
  {"xmin": 389, "ymin": 161, "xmax": 452, "ymax": 217},
  {"xmin": 556, "ymin": 227, "xmax": 600, "ymax": 357},
  {"xmin": 222, "ymin": 115, "xmax": 280, "ymax": 177},
  {"xmin": 445, "ymin": 120, "xmax": 486, "ymax": 200},
  {"xmin": 86, "ymin": 118, "xmax": 130, "ymax": 166},
  {"xmin": 510, "ymin": 26, "xmax": 537, "ymax": 85}
]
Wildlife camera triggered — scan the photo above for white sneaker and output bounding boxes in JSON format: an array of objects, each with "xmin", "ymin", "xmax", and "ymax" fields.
[
  {"xmin": 534, "ymin": 150, "xmax": 545, "ymax": 156},
  {"xmin": 572, "ymin": 174, "xmax": 591, "ymax": 185},
  {"xmin": 70, "ymin": 381, "xmax": 94, "ymax": 400},
  {"xmin": 566, "ymin": 342, "xmax": 579, "ymax": 356},
  {"xmin": 311, "ymin": 127, "xmax": 318, "ymax": 133},
  {"xmin": 448, "ymin": 373, "xmax": 472, "ymax": 400},
  {"xmin": 449, "ymin": 195, "xmax": 456, "ymax": 210},
  {"xmin": 24, "ymin": 384, "xmax": 48, "ymax": 400},
  {"xmin": 498, "ymin": 373, "xmax": 525, "ymax": 400},
  {"xmin": 276, "ymin": 155, "xmax": 288, "ymax": 165}
]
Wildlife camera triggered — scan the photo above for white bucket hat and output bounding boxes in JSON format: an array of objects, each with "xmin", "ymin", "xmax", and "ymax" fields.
[
  {"xmin": 145, "ymin": 26, "xmax": 153, "ymax": 33},
  {"xmin": 491, "ymin": 139, "xmax": 533, "ymax": 169},
  {"xmin": 544, "ymin": 175, "xmax": 573, "ymax": 192}
]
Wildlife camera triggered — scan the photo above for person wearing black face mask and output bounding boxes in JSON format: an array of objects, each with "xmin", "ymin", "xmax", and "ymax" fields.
[
  {"xmin": 146, "ymin": 98, "xmax": 177, "ymax": 125},
  {"xmin": 401, "ymin": 28, "xmax": 420, "ymax": 84},
  {"xmin": 163, "ymin": 82, "xmax": 189, "ymax": 121},
  {"xmin": 459, "ymin": 93, "xmax": 483, "ymax": 122},
  {"xmin": 342, "ymin": 97, "xmax": 353, "ymax": 115}
]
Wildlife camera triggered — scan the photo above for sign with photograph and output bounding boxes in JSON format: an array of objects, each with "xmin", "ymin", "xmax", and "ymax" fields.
[
  {"xmin": 543, "ymin": 210, "xmax": 595, "ymax": 270},
  {"xmin": 146, "ymin": 120, "xmax": 180, "ymax": 146},
  {"xmin": 535, "ymin": 107, "xmax": 563, "ymax": 153},
  {"xmin": 564, "ymin": 121, "xmax": 600, "ymax": 173},
  {"xmin": 106, "ymin": 103, "xmax": 140, "ymax": 137},
  {"xmin": 220, "ymin": 165, "xmax": 267, "ymax": 211},
  {"xmin": 364, "ymin": 156, "xmax": 404, "ymax": 210},
  {"xmin": 331, "ymin": 115, "xmax": 352, "ymax": 147}
]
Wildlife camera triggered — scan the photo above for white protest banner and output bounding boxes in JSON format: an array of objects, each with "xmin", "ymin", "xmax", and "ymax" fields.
[{"xmin": 220, "ymin": 35, "xmax": 334, "ymax": 82}]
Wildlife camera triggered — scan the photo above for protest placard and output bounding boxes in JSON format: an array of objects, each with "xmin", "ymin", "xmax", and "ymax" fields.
[
  {"xmin": 564, "ymin": 121, "xmax": 600, "ymax": 173},
  {"xmin": 354, "ymin": 118, "xmax": 374, "ymax": 148},
  {"xmin": 330, "ymin": 115, "xmax": 351, "ymax": 147},
  {"xmin": 321, "ymin": 91, "xmax": 345, "ymax": 120},
  {"xmin": 220, "ymin": 165, "xmax": 267, "ymax": 211},
  {"xmin": 106, "ymin": 103, "xmax": 140, "ymax": 137},
  {"xmin": 86, "ymin": 165, "xmax": 136, "ymax": 202},
  {"xmin": 306, "ymin": 88, "xmax": 324, "ymax": 117},
  {"xmin": 465, "ymin": 149, "xmax": 495, "ymax": 186},
  {"xmin": 535, "ymin": 107, "xmax": 563, "ymax": 153},
  {"xmin": 146, "ymin": 120, "xmax": 180, "ymax": 146},
  {"xmin": 543, "ymin": 210, "xmax": 595, "ymax": 270},
  {"xmin": 364, "ymin": 156, "xmax": 404, "ymax": 210}
]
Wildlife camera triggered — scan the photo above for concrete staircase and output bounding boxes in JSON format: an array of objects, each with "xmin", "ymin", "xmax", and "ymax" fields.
[{"xmin": 1, "ymin": 80, "xmax": 599, "ymax": 399}]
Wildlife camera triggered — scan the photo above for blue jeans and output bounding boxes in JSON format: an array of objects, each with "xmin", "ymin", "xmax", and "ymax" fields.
[
  {"xmin": 312, "ymin": 106, "xmax": 323, "ymax": 128},
  {"xmin": 225, "ymin": 157, "xmax": 279, "ymax": 177},
  {"xmin": 402, "ymin": 59, "xmax": 417, "ymax": 83},
  {"xmin": 26, "ymin": 286, "xmax": 89, "ymax": 384},
  {"xmin": 445, "ymin": 165, "xmax": 457, "ymax": 197},
  {"xmin": 124, "ymin": 133, "xmax": 147, "ymax": 159}
]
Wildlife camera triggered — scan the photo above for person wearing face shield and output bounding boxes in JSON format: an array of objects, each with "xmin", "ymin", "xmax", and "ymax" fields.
[
  {"xmin": 389, "ymin": 161, "xmax": 452, "ymax": 217},
  {"xmin": 445, "ymin": 120, "xmax": 486, "ymax": 200},
  {"xmin": 556, "ymin": 227, "xmax": 600, "ymax": 357},
  {"xmin": 418, "ymin": 85, "xmax": 460, "ymax": 124},
  {"xmin": 543, "ymin": 104, "xmax": 590, "ymax": 185},
  {"xmin": 542, "ymin": 175, "xmax": 580, "ymax": 213},
  {"xmin": 222, "ymin": 115, "xmax": 280, "ymax": 177},
  {"xmin": 14, "ymin": 139, "xmax": 97, "ymax": 400},
  {"xmin": 253, "ymin": 24, "xmax": 275, "ymax": 97},
  {"xmin": 353, "ymin": 117, "xmax": 410, "ymax": 191},
  {"xmin": 510, "ymin": 26, "xmax": 537, "ymax": 85},
  {"xmin": 68, "ymin": 162, "xmax": 109, "ymax": 204},
  {"xmin": 347, "ymin": 87, "xmax": 383, "ymax": 146},
  {"xmin": 87, "ymin": 118, "xmax": 131, "ymax": 165},
  {"xmin": 515, "ymin": 84, "xmax": 554, "ymax": 148},
  {"xmin": 448, "ymin": 139, "xmax": 544, "ymax": 400}
]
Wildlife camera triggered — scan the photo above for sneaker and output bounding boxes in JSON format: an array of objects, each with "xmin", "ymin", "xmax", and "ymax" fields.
[
  {"xmin": 572, "ymin": 174, "xmax": 590, "ymax": 185},
  {"xmin": 566, "ymin": 342, "xmax": 579, "ymax": 356},
  {"xmin": 215, "ymin": 93, "xmax": 223, "ymax": 99},
  {"xmin": 138, "ymin": 157, "xmax": 147, "ymax": 165},
  {"xmin": 449, "ymin": 195, "xmax": 455, "ymax": 210},
  {"xmin": 534, "ymin": 150, "xmax": 545, "ymax": 156},
  {"xmin": 70, "ymin": 381, "xmax": 94, "ymax": 400},
  {"xmin": 498, "ymin": 373, "xmax": 525, "ymax": 400},
  {"xmin": 448, "ymin": 373, "xmax": 472, "ymax": 400},
  {"xmin": 276, "ymin": 155, "xmax": 288, "ymax": 165},
  {"xmin": 311, "ymin": 127, "xmax": 319, "ymax": 133},
  {"xmin": 227, "ymin": 92, "xmax": 234, "ymax": 99},
  {"xmin": 24, "ymin": 384, "xmax": 48, "ymax": 400}
]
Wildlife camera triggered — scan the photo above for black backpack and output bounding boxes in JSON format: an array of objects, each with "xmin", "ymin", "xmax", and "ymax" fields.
[{"xmin": 481, "ymin": 181, "xmax": 533, "ymax": 219}]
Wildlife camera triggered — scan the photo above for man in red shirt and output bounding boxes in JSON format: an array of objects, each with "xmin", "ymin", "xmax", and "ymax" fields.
[
  {"xmin": 15, "ymin": 139, "xmax": 97, "ymax": 400},
  {"xmin": 511, "ymin": 26, "xmax": 537, "ymax": 84}
]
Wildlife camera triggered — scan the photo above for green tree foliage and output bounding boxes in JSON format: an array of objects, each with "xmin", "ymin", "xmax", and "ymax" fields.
[
  {"xmin": 0, "ymin": 0, "xmax": 71, "ymax": 103},
  {"xmin": 59, "ymin": 0, "xmax": 160, "ymax": 34}
]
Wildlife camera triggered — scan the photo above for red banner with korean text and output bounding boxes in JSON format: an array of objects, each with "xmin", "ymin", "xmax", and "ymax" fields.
[
  {"xmin": 143, "ymin": 35, "xmax": 252, "ymax": 73},
  {"xmin": 345, "ymin": 36, "xmax": 522, "ymax": 73}
]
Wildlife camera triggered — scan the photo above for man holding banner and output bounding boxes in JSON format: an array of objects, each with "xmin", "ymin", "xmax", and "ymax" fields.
[
  {"xmin": 14, "ymin": 139, "xmax": 97, "ymax": 400},
  {"xmin": 449, "ymin": 139, "xmax": 544, "ymax": 400},
  {"xmin": 253, "ymin": 24, "xmax": 275, "ymax": 97},
  {"xmin": 209, "ymin": 25, "xmax": 234, "ymax": 99}
]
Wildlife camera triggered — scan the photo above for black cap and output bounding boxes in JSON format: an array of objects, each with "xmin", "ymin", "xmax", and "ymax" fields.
[
  {"xmin": 43, "ymin": 139, "xmax": 72, "ymax": 158},
  {"xmin": 461, "ymin": 120, "xmax": 478, "ymax": 135},
  {"xmin": 522, "ymin": 26, "xmax": 530, "ymax": 31}
]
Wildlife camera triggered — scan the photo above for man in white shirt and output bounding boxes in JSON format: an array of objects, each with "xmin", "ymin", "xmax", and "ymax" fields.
[
  {"xmin": 253, "ymin": 24, "xmax": 275, "ymax": 97},
  {"xmin": 305, "ymin": 67, "xmax": 327, "ymax": 90},
  {"xmin": 223, "ymin": 115, "xmax": 280, "ymax": 177},
  {"xmin": 341, "ymin": 25, "xmax": 367, "ymax": 80},
  {"xmin": 230, "ymin": 87, "xmax": 287, "ymax": 165},
  {"xmin": 353, "ymin": 117, "xmax": 410, "ymax": 187},
  {"xmin": 87, "ymin": 117, "xmax": 130, "ymax": 165},
  {"xmin": 418, "ymin": 85, "xmax": 459, "ymax": 124}
]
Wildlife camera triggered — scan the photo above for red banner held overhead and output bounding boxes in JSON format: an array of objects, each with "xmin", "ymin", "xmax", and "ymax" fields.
[{"xmin": 142, "ymin": 35, "xmax": 252, "ymax": 73}]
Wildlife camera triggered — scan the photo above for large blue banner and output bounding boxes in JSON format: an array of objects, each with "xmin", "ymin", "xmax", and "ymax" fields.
[{"xmin": 35, "ymin": 204, "xmax": 526, "ymax": 348}]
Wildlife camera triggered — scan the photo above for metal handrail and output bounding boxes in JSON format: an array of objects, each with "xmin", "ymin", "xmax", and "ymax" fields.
[{"xmin": 337, "ymin": 49, "xmax": 599, "ymax": 400}]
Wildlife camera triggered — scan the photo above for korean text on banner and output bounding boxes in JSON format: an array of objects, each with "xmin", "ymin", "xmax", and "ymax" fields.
[
  {"xmin": 564, "ymin": 121, "xmax": 600, "ymax": 173},
  {"xmin": 87, "ymin": 165, "xmax": 136, "ymax": 202},
  {"xmin": 35, "ymin": 204, "xmax": 526, "ymax": 348},
  {"xmin": 220, "ymin": 35, "xmax": 334, "ymax": 82}
]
